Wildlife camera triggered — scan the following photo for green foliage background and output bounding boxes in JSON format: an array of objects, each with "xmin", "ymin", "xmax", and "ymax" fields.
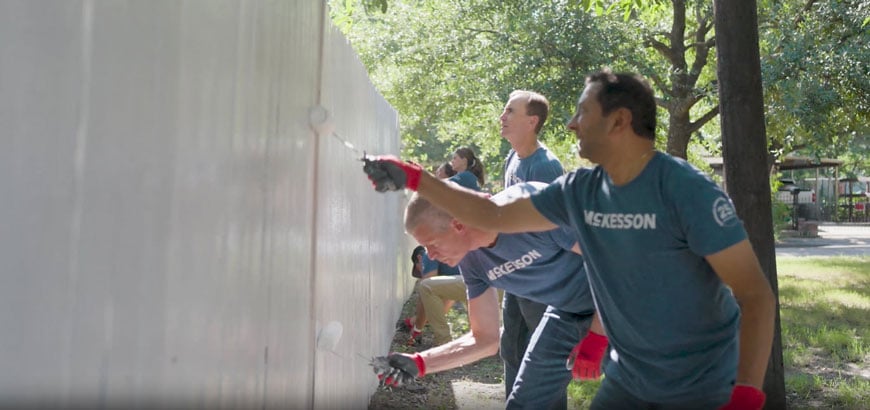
[{"xmin": 332, "ymin": 0, "xmax": 869, "ymax": 190}]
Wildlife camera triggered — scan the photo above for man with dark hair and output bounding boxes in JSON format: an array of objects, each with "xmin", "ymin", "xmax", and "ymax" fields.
[{"xmin": 364, "ymin": 69, "xmax": 776, "ymax": 410}]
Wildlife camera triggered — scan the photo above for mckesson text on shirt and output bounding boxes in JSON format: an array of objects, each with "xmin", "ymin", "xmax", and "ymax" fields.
[
  {"xmin": 486, "ymin": 249, "xmax": 543, "ymax": 281},
  {"xmin": 584, "ymin": 210, "xmax": 656, "ymax": 230}
]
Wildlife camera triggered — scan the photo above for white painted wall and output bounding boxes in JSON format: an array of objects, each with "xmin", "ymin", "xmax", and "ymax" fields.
[{"xmin": 0, "ymin": 1, "xmax": 412, "ymax": 408}]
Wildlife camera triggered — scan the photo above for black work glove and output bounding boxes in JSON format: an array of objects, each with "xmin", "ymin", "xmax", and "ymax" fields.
[
  {"xmin": 363, "ymin": 155, "xmax": 422, "ymax": 192},
  {"xmin": 371, "ymin": 353, "xmax": 426, "ymax": 387}
]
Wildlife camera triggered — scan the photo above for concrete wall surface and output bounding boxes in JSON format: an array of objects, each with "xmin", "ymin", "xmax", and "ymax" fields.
[{"xmin": 0, "ymin": 1, "xmax": 412, "ymax": 408}]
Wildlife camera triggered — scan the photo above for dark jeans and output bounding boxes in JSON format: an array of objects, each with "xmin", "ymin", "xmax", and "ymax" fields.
[
  {"xmin": 500, "ymin": 293, "xmax": 548, "ymax": 401},
  {"xmin": 590, "ymin": 374, "xmax": 729, "ymax": 409},
  {"xmin": 504, "ymin": 304, "xmax": 592, "ymax": 410}
]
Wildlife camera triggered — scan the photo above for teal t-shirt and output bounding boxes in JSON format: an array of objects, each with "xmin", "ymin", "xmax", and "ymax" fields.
[
  {"xmin": 530, "ymin": 152, "xmax": 745, "ymax": 403},
  {"xmin": 503, "ymin": 146, "xmax": 564, "ymax": 187},
  {"xmin": 451, "ymin": 170, "xmax": 480, "ymax": 191},
  {"xmin": 459, "ymin": 183, "xmax": 593, "ymax": 314}
]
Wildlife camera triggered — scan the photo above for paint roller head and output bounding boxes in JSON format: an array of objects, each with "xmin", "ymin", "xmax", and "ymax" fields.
[
  {"xmin": 308, "ymin": 105, "xmax": 336, "ymax": 137},
  {"xmin": 316, "ymin": 321, "xmax": 343, "ymax": 352}
]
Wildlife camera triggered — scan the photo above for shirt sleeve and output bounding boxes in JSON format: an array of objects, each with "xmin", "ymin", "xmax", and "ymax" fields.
[
  {"xmin": 530, "ymin": 173, "xmax": 575, "ymax": 227},
  {"xmin": 459, "ymin": 256, "xmax": 490, "ymax": 300},
  {"xmin": 672, "ymin": 170, "xmax": 748, "ymax": 256},
  {"xmin": 528, "ymin": 160, "xmax": 564, "ymax": 184},
  {"xmin": 546, "ymin": 226, "xmax": 581, "ymax": 253}
]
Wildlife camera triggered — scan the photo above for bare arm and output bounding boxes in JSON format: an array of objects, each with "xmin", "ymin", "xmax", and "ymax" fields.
[
  {"xmin": 569, "ymin": 242, "xmax": 606, "ymax": 336},
  {"xmin": 705, "ymin": 239, "xmax": 776, "ymax": 388},
  {"xmin": 417, "ymin": 287, "xmax": 501, "ymax": 373},
  {"xmin": 416, "ymin": 172, "xmax": 557, "ymax": 233}
]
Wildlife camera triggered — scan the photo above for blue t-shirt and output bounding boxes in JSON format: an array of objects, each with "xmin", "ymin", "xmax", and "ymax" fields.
[
  {"xmin": 451, "ymin": 170, "xmax": 480, "ymax": 191},
  {"xmin": 458, "ymin": 183, "xmax": 593, "ymax": 314},
  {"xmin": 421, "ymin": 250, "xmax": 460, "ymax": 276},
  {"xmin": 503, "ymin": 145, "xmax": 564, "ymax": 188},
  {"xmin": 530, "ymin": 152, "xmax": 745, "ymax": 403}
]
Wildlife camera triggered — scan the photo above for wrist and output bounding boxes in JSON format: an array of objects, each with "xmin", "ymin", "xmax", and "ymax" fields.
[
  {"xmin": 585, "ymin": 330, "xmax": 607, "ymax": 344},
  {"xmin": 412, "ymin": 353, "xmax": 426, "ymax": 377},
  {"xmin": 726, "ymin": 384, "xmax": 766, "ymax": 410},
  {"xmin": 402, "ymin": 162, "xmax": 422, "ymax": 191},
  {"xmin": 581, "ymin": 331, "xmax": 608, "ymax": 355}
]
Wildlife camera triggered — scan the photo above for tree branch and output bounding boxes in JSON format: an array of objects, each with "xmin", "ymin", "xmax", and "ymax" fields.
[
  {"xmin": 689, "ymin": 105, "xmax": 720, "ymax": 133},
  {"xmin": 463, "ymin": 27, "xmax": 505, "ymax": 37},
  {"xmin": 655, "ymin": 96, "xmax": 670, "ymax": 110},
  {"xmin": 793, "ymin": 0, "xmax": 819, "ymax": 28},
  {"xmin": 648, "ymin": 71, "xmax": 673, "ymax": 98},
  {"xmin": 645, "ymin": 37, "xmax": 678, "ymax": 66}
]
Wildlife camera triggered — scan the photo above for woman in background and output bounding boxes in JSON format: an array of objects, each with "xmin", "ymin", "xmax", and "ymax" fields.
[{"xmin": 450, "ymin": 147, "xmax": 485, "ymax": 190}]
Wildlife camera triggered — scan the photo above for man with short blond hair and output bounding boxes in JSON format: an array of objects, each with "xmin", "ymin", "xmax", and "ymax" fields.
[
  {"xmin": 497, "ymin": 89, "xmax": 571, "ymax": 405},
  {"xmin": 373, "ymin": 182, "xmax": 606, "ymax": 409}
]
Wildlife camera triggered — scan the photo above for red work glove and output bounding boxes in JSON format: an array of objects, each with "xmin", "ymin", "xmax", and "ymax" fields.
[
  {"xmin": 362, "ymin": 155, "xmax": 423, "ymax": 192},
  {"xmin": 718, "ymin": 384, "xmax": 766, "ymax": 410},
  {"xmin": 371, "ymin": 352, "xmax": 426, "ymax": 387},
  {"xmin": 567, "ymin": 331, "xmax": 608, "ymax": 380}
]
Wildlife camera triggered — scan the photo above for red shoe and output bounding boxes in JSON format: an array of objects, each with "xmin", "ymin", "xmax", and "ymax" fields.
[
  {"xmin": 396, "ymin": 317, "xmax": 414, "ymax": 332},
  {"xmin": 407, "ymin": 329, "xmax": 422, "ymax": 346}
]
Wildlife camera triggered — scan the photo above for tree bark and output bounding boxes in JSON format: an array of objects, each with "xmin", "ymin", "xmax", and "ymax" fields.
[
  {"xmin": 712, "ymin": 1, "xmax": 786, "ymax": 409},
  {"xmin": 666, "ymin": 108, "xmax": 691, "ymax": 159}
]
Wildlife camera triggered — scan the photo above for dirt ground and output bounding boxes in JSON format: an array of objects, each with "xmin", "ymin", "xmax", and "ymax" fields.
[{"xmin": 368, "ymin": 293, "xmax": 505, "ymax": 410}]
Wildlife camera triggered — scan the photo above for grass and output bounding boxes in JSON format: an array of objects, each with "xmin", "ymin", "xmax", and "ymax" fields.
[
  {"xmin": 567, "ymin": 255, "xmax": 870, "ymax": 409},
  {"xmin": 777, "ymin": 256, "xmax": 869, "ymax": 409}
]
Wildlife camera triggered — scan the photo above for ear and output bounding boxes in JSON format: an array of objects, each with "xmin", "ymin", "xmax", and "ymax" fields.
[
  {"xmin": 610, "ymin": 108, "xmax": 633, "ymax": 134},
  {"xmin": 450, "ymin": 218, "xmax": 465, "ymax": 234},
  {"xmin": 528, "ymin": 115, "xmax": 539, "ymax": 130}
]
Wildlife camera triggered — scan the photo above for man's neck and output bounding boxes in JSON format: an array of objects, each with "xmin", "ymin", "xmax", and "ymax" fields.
[
  {"xmin": 469, "ymin": 229, "xmax": 499, "ymax": 250},
  {"xmin": 512, "ymin": 135, "xmax": 540, "ymax": 159},
  {"xmin": 602, "ymin": 142, "xmax": 656, "ymax": 186}
]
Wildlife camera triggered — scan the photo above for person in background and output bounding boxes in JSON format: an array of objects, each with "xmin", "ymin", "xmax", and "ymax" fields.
[
  {"xmin": 434, "ymin": 161, "xmax": 456, "ymax": 179},
  {"xmin": 498, "ymin": 89, "xmax": 583, "ymax": 407},
  {"xmin": 450, "ymin": 146, "xmax": 485, "ymax": 191}
]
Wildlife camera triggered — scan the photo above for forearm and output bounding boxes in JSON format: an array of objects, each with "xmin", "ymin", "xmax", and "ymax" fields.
[
  {"xmin": 417, "ymin": 172, "xmax": 556, "ymax": 233},
  {"xmin": 589, "ymin": 312, "xmax": 605, "ymax": 336},
  {"xmin": 417, "ymin": 172, "xmax": 500, "ymax": 230},
  {"xmin": 735, "ymin": 287, "xmax": 776, "ymax": 388},
  {"xmin": 418, "ymin": 332, "xmax": 500, "ymax": 374}
]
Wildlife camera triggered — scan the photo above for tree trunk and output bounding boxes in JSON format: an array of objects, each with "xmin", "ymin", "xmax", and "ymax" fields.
[
  {"xmin": 666, "ymin": 109, "xmax": 691, "ymax": 159},
  {"xmin": 712, "ymin": 1, "xmax": 786, "ymax": 409}
]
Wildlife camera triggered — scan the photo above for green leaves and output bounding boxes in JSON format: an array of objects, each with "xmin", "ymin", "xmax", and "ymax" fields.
[
  {"xmin": 759, "ymin": 0, "xmax": 869, "ymax": 171},
  {"xmin": 333, "ymin": 0, "xmax": 869, "ymax": 177},
  {"xmin": 335, "ymin": 0, "xmax": 630, "ymax": 188}
]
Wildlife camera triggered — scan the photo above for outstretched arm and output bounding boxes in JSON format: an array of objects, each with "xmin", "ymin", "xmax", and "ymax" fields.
[
  {"xmin": 706, "ymin": 239, "xmax": 775, "ymax": 388},
  {"xmin": 364, "ymin": 156, "xmax": 557, "ymax": 233},
  {"xmin": 416, "ymin": 171, "xmax": 557, "ymax": 234},
  {"xmin": 418, "ymin": 287, "xmax": 502, "ymax": 374}
]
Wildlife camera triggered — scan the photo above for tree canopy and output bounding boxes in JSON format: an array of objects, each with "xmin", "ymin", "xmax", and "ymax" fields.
[
  {"xmin": 758, "ymin": 0, "xmax": 869, "ymax": 177},
  {"xmin": 332, "ymin": 0, "xmax": 869, "ymax": 185}
]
